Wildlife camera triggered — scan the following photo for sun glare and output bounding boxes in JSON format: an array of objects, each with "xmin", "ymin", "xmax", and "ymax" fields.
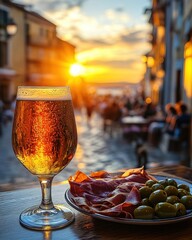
[{"xmin": 70, "ymin": 63, "xmax": 85, "ymax": 77}]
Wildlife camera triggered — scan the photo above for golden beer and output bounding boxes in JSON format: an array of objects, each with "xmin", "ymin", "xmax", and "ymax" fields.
[
  {"xmin": 12, "ymin": 92, "xmax": 77, "ymax": 176},
  {"xmin": 12, "ymin": 86, "xmax": 77, "ymax": 230}
]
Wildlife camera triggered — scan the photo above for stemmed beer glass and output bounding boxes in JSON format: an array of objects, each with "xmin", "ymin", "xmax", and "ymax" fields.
[{"xmin": 12, "ymin": 86, "xmax": 77, "ymax": 230}]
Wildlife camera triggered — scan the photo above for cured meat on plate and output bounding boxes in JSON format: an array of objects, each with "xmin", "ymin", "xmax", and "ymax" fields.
[{"xmin": 68, "ymin": 167, "xmax": 156, "ymax": 218}]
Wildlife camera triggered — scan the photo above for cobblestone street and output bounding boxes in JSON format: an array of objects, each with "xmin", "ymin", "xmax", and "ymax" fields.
[{"xmin": 0, "ymin": 110, "xmax": 180, "ymax": 191}]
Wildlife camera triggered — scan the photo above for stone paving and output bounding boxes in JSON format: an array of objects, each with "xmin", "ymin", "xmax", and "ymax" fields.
[{"xmin": 0, "ymin": 110, "xmax": 180, "ymax": 191}]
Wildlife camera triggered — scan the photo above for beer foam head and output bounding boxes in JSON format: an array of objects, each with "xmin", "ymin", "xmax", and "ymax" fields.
[{"xmin": 16, "ymin": 86, "xmax": 72, "ymax": 100}]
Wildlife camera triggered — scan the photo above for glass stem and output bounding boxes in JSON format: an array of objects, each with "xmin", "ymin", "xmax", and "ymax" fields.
[{"xmin": 38, "ymin": 176, "xmax": 54, "ymax": 210}]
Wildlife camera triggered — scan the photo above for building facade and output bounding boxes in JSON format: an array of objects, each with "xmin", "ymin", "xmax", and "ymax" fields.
[
  {"xmin": 25, "ymin": 11, "xmax": 75, "ymax": 86},
  {"xmin": 0, "ymin": 0, "xmax": 25, "ymax": 102},
  {"xmin": 0, "ymin": 0, "xmax": 75, "ymax": 103},
  {"xmin": 144, "ymin": 0, "xmax": 192, "ymax": 112}
]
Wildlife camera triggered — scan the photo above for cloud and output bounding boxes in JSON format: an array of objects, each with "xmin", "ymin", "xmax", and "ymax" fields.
[
  {"xmin": 15, "ymin": 0, "xmax": 150, "ymax": 83},
  {"xmin": 105, "ymin": 9, "xmax": 130, "ymax": 23},
  {"xmin": 75, "ymin": 37, "xmax": 148, "ymax": 83},
  {"xmin": 77, "ymin": 44, "xmax": 141, "ymax": 62},
  {"xmin": 74, "ymin": 26, "xmax": 150, "ymax": 57},
  {"xmin": 26, "ymin": 0, "xmax": 149, "ymax": 51},
  {"xmin": 83, "ymin": 59, "xmax": 138, "ymax": 69},
  {"xmin": 84, "ymin": 63, "xmax": 146, "ymax": 84},
  {"xmin": 119, "ymin": 29, "xmax": 147, "ymax": 43},
  {"xmin": 17, "ymin": 0, "xmax": 87, "ymax": 12},
  {"xmin": 38, "ymin": 2, "xmax": 133, "ymax": 44}
]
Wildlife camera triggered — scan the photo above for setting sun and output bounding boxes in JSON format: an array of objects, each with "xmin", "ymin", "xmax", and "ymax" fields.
[{"xmin": 69, "ymin": 63, "xmax": 85, "ymax": 77}]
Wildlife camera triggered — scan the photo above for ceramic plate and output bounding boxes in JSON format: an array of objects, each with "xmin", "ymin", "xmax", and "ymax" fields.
[{"xmin": 65, "ymin": 175, "xmax": 192, "ymax": 225}]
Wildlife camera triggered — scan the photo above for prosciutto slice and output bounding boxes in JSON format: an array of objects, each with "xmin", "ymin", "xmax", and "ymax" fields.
[{"xmin": 68, "ymin": 167, "xmax": 156, "ymax": 218}]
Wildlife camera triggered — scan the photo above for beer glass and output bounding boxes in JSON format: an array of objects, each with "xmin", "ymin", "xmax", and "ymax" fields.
[{"xmin": 12, "ymin": 86, "xmax": 77, "ymax": 230}]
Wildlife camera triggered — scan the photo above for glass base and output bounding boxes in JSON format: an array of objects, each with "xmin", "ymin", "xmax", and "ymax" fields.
[{"xmin": 19, "ymin": 205, "xmax": 75, "ymax": 230}]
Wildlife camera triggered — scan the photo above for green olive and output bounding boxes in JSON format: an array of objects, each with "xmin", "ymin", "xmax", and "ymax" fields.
[
  {"xmin": 167, "ymin": 179, "xmax": 177, "ymax": 187},
  {"xmin": 149, "ymin": 190, "xmax": 167, "ymax": 205},
  {"xmin": 174, "ymin": 203, "xmax": 186, "ymax": 216},
  {"xmin": 178, "ymin": 189, "xmax": 189, "ymax": 198},
  {"xmin": 141, "ymin": 198, "xmax": 151, "ymax": 206},
  {"xmin": 139, "ymin": 186, "xmax": 152, "ymax": 199},
  {"xmin": 166, "ymin": 195, "xmax": 180, "ymax": 204},
  {"xmin": 164, "ymin": 186, "xmax": 178, "ymax": 196},
  {"xmin": 177, "ymin": 184, "xmax": 190, "ymax": 192},
  {"xmin": 180, "ymin": 195, "xmax": 192, "ymax": 210},
  {"xmin": 155, "ymin": 202, "xmax": 177, "ymax": 218},
  {"xmin": 134, "ymin": 205, "xmax": 154, "ymax": 219},
  {"xmin": 145, "ymin": 180, "xmax": 157, "ymax": 188},
  {"xmin": 151, "ymin": 183, "xmax": 164, "ymax": 191},
  {"xmin": 158, "ymin": 179, "xmax": 168, "ymax": 188}
]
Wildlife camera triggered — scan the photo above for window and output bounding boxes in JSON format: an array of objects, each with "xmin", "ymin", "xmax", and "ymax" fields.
[
  {"xmin": 0, "ymin": 8, "xmax": 8, "ymax": 26},
  {"xmin": 175, "ymin": 70, "xmax": 181, "ymax": 102},
  {"xmin": 0, "ymin": 41, "xmax": 7, "ymax": 67},
  {"xmin": 25, "ymin": 23, "xmax": 30, "ymax": 43},
  {"xmin": 39, "ymin": 27, "xmax": 44, "ymax": 36},
  {"xmin": 0, "ymin": 8, "xmax": 8, "ymax": 67}
]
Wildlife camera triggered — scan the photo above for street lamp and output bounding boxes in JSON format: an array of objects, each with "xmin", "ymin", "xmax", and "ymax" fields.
[
  {"xmin": 147, "ymin": 56, "xmax": 155, "ymax": 68},
  {"xmin": 142, "ymin": 54, "xmax": 154, "ymax": 99},
  {"xmin": 141, "ymin": 55, "xmax": 154, "ymax": 68},
  {"xmin": 6, "ymin": 18, "xmax": 17, "ymax": 37}
]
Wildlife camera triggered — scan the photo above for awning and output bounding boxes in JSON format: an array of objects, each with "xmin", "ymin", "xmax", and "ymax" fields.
[{"xmin": 0, "ymin": 68, "xmax": 17, "ymax": 79}]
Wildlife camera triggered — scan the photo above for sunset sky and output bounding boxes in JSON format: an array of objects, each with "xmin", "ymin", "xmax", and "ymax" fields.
[{"xmin": 16, "ymin": 0, "xmax": 151, "ymax": 84}]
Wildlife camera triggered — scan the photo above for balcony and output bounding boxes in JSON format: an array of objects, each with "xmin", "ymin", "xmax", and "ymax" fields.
[{"xmin": 27, "ymin": 34, "xmax": 55, "ymax": 47}]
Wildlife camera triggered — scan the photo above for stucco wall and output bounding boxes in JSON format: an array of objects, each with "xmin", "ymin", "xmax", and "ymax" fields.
[{"xmin": 9, "ymin": 7, "xmax": 26, "ymax": 88}]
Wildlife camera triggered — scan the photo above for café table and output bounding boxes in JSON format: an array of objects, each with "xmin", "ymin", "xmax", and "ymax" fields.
[
  {"xmin": 121, "ymin": 116, "xmax": 149, "ymax": 142},
  {"xmin": 121, "ymin": 116, "xmax": 149, "ymax": 126},
  {"xmin": 0, "ymin": 165, "xmax": 192, "ymax": 240}
]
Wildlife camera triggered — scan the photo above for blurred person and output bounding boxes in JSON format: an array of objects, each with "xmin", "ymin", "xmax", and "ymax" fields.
[
  {"xmin": 163, "ymin": 104, "xmax": 178, "ymax": 135},
  {"xmin": 124, "ymin": 97, "xmax": 133, "ymax": 112},
  {"xmin": 148, "ymin": 107, "xmax": 165, "ymax": 147},
  {"xmin": 11, "ymin": 95, "xmax": 16, "ymax": 113},
  {"xmin": 174, "ymin": 102, "xmax": 191, "ymax": 138},
  {"xmin": 102, "ymin": 98, "xmax": 122, "ymax": 136},
  {"xmin": 125, "ymin": 96, "xmax": 145, "ymax": 116},
  {"xmin": 84, "ymin": 98, "xmax": 95, "ymax": 126},
  {"xmin": 175, "ymin": 102, "xmax": 191, "ymax": 126},
  {"xmin": 98, "ymin": 95, "xmax": 110, "ymax": 117},
  {"xmin": 143, "ymin": 102, "xmax": 157, "ymax": 119},
  {"xmin": 2, "ymin": 101, "xmax": 14, "ymax": 124},
  {"xmin": 102, "ymin": 98, "xmax": 113, "ymax": 133},
  {"xmin": 111, "ymin": 100, "xmax": 122, "ymax": 123}
]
